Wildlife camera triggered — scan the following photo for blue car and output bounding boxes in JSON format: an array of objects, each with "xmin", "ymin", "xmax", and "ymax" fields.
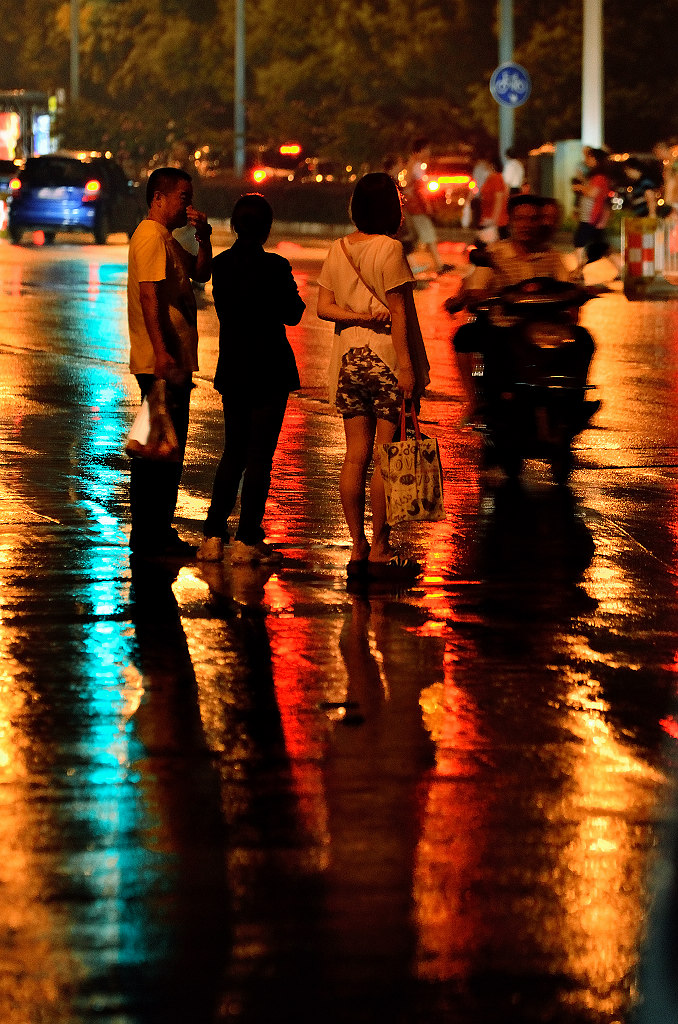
[{"xmin": 8, "ymin": 152, "xmax": 145, "ymax": 245}]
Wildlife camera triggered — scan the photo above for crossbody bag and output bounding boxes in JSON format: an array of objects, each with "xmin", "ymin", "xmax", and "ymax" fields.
[
  {"xmin": 338, "ymin": 237, "xmax": 430, "ymax": 396},
  {"xmin": 339, "ymin": 237, "xmax": 390, "ymax": 317}
]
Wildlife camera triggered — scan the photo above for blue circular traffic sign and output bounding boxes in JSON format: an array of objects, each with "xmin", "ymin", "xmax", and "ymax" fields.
[{"xmin": 490, "ymin": 63, "xmax": 532, "ymax": 107}]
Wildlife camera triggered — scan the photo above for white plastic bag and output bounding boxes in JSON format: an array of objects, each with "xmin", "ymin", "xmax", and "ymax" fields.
[{"xmin": 125, "ymin": 380, "xmax": 180, "ymax": 461}]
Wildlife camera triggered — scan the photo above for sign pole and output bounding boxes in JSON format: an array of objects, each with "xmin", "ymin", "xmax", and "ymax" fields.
[
  {"xmin": 234, "ymin": 0, "xmax": 246, "ymax": 178},
  {"xmin": 70, "ymin": 0, "xmax": 79, "ymax": 103},
  {"xmin": 498, "ymin": 0, "xmax": 514, "ymax": 161}
]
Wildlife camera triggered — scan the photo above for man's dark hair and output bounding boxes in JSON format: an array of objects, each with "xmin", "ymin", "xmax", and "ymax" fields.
[
  {"xmin": 507, "ymin": 193, "xmax": 546, "ymax": 216},
  {"xmin": 146, "ymin": 167, "xmax": 192, "ymax": 207},
  {"xmin": 230, "ymin": 193, "xmax": 274, "ymax": 241},
  {"xmin": 350, "ymin": 172, "xmax": 403, "ymax": 236}
]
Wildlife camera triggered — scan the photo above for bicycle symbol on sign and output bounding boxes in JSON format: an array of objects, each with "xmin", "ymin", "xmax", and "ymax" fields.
[{"xmin": 490, "ymin": 63, "xmax": 532, "ymax": 108}]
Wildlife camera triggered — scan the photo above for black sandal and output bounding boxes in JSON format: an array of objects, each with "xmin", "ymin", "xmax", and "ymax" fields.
[
  {"xmin": 346, "ymin": 557, "xmax": 369, "ymax": 578},
  {"xmin": 366, "ymin": 555, "xmax": 422, "ymax": 580}
]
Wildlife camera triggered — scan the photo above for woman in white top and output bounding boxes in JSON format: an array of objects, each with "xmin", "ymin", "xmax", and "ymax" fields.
[{"xmin": 317, "ymin": 173, "xmax": 429, "ymax": 580}]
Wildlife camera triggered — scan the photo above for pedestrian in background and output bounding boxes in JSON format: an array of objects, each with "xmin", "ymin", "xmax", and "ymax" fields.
[
  {"xmin": 197, "ymin": 193, "xmax": 304, "ymax": 565},
  {"xmin": 127, "ymin": 167, "xmax": 212, "ymax": 558},
  {"xmin": 463, "ymin": 155, "xmax": 491, "ymax": 229},
  {"xmin": 403, "ymin": 137, "xmax": 452, "ymax": 276},
  {"xmin": 383, "ymin": 153, "xmax": 416, "ymax": 257},
  {"xmin": 572, "ymin": 147, "xmax": 617, "ymax": 276},
  {"xmin": 622, "ymin": 158, "xmax": 658, "ymax": 218},
  {"xmin": 653, "ymin": 141, "xmax": 678, "ymax": 217},
  {"xmin": 317, "ymin": 172, "xmax": 428, "ymax": 580},
  {"xmin": 472, "ymin": 155, "xmax": 492, "ymax": 193},
  {"xmin": 476, "ymin": 155, "xmax": 509, "ymax": 246},
  {"xmin": 502, "ymin": 146, "xmax": 525, "ymax": 195}
]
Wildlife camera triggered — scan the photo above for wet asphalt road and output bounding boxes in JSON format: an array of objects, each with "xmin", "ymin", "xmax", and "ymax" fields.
[{"xmin": 0, "ymin": 232, "xmax": 678, "ymax": 1023}]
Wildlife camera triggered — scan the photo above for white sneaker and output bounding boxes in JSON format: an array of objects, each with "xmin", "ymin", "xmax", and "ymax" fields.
[
  {"xmin": 197, "ymin": 536, "xmax": 225, "ymax": 561},
  {"xmin": 230, "ymin": 539, "xmax": 283, "ymax": 565}
]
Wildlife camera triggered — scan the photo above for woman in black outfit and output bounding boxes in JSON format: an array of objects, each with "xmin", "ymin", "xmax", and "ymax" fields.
[{"xmin": 197, "ymin": 194, "xmax": 305, "ymax": 565}]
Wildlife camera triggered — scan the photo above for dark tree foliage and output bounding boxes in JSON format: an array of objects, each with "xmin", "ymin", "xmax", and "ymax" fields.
[
  {"xmin": 1, "ymin": 0, "xmax": 675, "ymax": 173},
  {"xmin": 505, "ymin": 0, "xmax": 678, "ymax": 153}
]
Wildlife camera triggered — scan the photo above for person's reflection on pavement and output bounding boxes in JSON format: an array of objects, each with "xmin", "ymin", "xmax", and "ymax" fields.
[
  {"xmin": 320, "ymin": 592, "xmax": 438, "ymax": 1021},
  {"xmin": 128, "ymin": 557, "xmax": 230, "ymax": 1024},
  {"xmin": 197, "ymin": 560, "xmax": 328, "ymax": 1023}
]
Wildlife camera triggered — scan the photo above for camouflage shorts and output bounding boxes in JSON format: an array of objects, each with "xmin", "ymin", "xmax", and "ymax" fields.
[{"xmin": 336, "ymin": 347, "xmax": 401, "ymax": 423}]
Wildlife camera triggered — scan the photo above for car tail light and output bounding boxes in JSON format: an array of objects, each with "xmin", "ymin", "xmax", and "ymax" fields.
[
  {"xmin": 427, "ymin": 180, "xmax": 440, "ymax": 193},
  {"xmin": 438, "ymin": 175, "xmax": 471, "ymax": 186},
  {"xmin": 8, "ymin": 177, "xmax": 21, "ymax": 191},
  {"xmin": 82, "ymin": 179, "xmax": 101, "ymax": 201},
  {"xmin": 252, "ymin": 168, "xmax": 267, "ymax": 184}
]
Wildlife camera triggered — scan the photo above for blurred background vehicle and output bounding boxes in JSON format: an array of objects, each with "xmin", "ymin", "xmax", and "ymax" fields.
[
  {"xmin": 293, "ymin": 157, "xmax": 358, "ymax": 184},
  {"xmin": 7, "ymin": 152, "xmax": 145, "ymax": 244},
  {"xmin": 0, "ymin": 157, "xmax": 22, "ymax": 230},
  {"xmin": 423, "ymin": 154, "xmax": 475, "ymax": 225},
  {"xmin": 250, "ymin": 143, "xmax": 305, "ymax": 185},
  {"xmin": 402, "ymin": 151, "xmax": 475, "ymax": 226},
  {"xmin": 0, "ymin": 158, "xmax": 22, "ymax": 193},
  {"xmin": 248, "ymin": 145, "xmax": 359, "ymax": 187}
]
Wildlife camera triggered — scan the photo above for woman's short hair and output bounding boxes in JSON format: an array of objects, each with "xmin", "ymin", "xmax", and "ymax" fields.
[
  {"xmin": 231, "ymin": 193, "xmax": 274, "ymax": 241},
  {"xmin": 350, "ymin": 173, "xmax": 403, "ymax": 236}
]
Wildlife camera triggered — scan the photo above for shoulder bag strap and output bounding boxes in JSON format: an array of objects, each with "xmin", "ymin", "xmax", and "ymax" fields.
[{"xmin": 339, "ymin": 238, "xmax": 389, "ymax": 310}]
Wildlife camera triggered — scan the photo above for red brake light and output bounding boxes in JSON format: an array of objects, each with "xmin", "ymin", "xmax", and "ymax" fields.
[
  {"xmin": 82, "ymin": 179, "xmax": 101, "ymax": 201},
  {"xmin": 252, "ymin": 168, "xmax": 267, "ymax": 184},
  {"xmin": 9, "ymin": 177, "xmax": 21, "ymax": 191},
  {"xmin": 427, "ymin": 180, "xmax": 440, "ymax": 192}
]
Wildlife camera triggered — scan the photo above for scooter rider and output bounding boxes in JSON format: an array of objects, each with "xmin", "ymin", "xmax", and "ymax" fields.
[{"xmin": 449, "ymin": 194, "xmax": 599, "ymax": 425}]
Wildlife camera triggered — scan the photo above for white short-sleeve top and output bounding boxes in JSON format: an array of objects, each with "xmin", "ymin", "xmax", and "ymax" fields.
[{"xmin": 318, "ymin": 233, "xmax": 415, "ymax": 405}]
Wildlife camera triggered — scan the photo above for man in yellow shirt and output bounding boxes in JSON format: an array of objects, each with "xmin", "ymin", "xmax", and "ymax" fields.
[{"xmin": 127, "ymin": 167, "xmax": 212, "ymax": 557}]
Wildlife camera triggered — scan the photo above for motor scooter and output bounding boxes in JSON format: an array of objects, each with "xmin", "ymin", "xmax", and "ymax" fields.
[{"xmin": 461, "ymin": 276, "xmax": 603, "ymax": 484}]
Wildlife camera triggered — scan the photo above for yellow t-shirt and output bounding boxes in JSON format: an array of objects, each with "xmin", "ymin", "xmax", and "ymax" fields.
[{"xmin": 127, "ymin": 218, "xmax": 199, "ymax": 375}]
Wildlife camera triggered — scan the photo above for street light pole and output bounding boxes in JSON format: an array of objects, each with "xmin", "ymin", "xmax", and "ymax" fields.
[
  {"xmin": 70, "ymin": 0, "xmax": 79, "ymax": 102},
  {"xmin": 233, "ymin": 0, "xmax": 246, "ymax": 178},
  {"xmin": 582, "ymin": 0, "xmax": 603, "ymax": 147}
]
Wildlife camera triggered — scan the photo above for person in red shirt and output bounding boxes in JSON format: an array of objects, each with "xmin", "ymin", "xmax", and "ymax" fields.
[
  {"xmin": 477, "ymin": 156, "xmax": 509, "ymax": 245},
  {"xmin": 572, "ymin": 147, "xmax": 619, "ymax": 275},
  {"xmin": 403, "ymin": 138, "xmax": 453, "ymax": 275}
]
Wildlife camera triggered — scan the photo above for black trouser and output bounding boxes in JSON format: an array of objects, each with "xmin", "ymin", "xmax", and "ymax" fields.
[
  {"xmin": 129, "ymin": 374, "xmax": 192, "ymax": 552},
  {"xmin": 204, "ymin": 392, "xmax": 288, "ymax": 546}
]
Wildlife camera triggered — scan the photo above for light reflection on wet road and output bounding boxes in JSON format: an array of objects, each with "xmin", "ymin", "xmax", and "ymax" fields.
[{"xmin": 0, "ymin": 237, "xmax": 675, "ymax": 1022}]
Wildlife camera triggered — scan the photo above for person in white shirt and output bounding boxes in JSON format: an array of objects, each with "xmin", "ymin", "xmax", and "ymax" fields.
[
  {"xmin": 502, "ymin": 146, "xmax": 526, "ymax": 195},
  {"xmin": 317, "ymin": 173, "xmax": 430, "ymax": 580}
]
